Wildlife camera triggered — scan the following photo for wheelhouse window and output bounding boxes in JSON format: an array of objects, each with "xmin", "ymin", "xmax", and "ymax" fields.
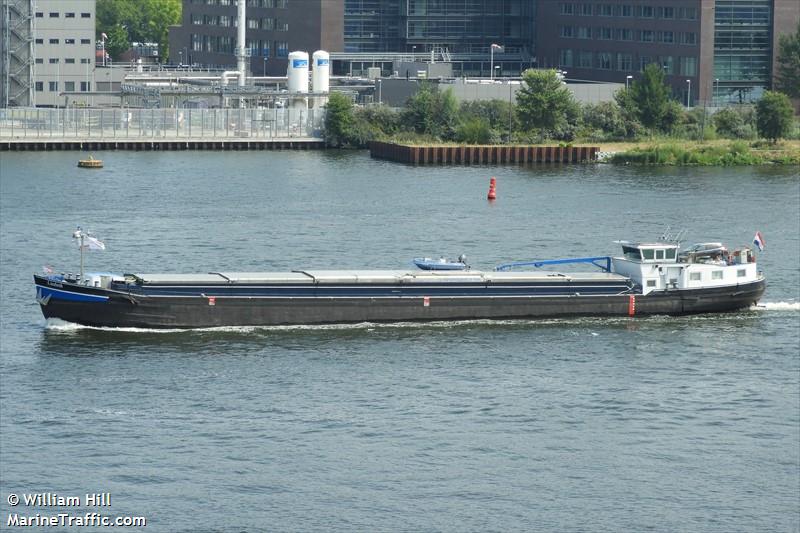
[
  {"xmin": 690, "ymin": 272, "xmax": 701, "ymax": 281},
  {"xmin": 666, "ymin": 249, "xmax": 677, "ymax": 260},
  {"xmin": 622, "ymin": 246, "xmax": 641, "ymax": 261},
  {"xmin": 642, "ymin": 249, "xmax": 655, "ymax": 260},
  {"xmin": 655, "ymin": 249, "xmax": 665, "ymax": 260},
  {"xmin": 712, "ymin": 271, "xmax": 723, "ymax": 280},
  {"xmin": 737, "ymin": 269, "xmax": 747, "ymax": 277}
]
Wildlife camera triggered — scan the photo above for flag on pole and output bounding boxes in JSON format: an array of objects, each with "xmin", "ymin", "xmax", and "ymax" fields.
[
  {"xmin": 101, "ymin": 32, "xmax": 108, "ymax": 40},
  {"xmin": 42, "ymin": 265, "xmax": 54, "ymax": 274},
  {"xmin": 82, "ymin": 235, "xmax": 106, "ymax": 251},
  {"xmin": 753, "ymin": 231, "xmax": 765, "ymax": 251}
]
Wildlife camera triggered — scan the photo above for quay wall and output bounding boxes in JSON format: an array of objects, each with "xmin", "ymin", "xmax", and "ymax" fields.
[
  {"xmin": 0, "ymin": 139, "xmax": 324, "ymax": 151},
  {"xmin": 369, "ymin": 141, "xmax": 598, "ymax": 165}
]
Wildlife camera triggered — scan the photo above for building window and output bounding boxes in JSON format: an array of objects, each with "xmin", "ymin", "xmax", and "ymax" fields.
[
  {"xmin": 641, "ymin": 5, "xmax": 653, "ymax": 18},
  {"xmin": 560, "ymin": 3, "xmax": 574, "ymax": 15},
  {"xmin": 681, "ymin": 57, "xmax": 697, "ymax": 76},
  {"xmin": 65, "ymin": 38, "xmax": 76, "ymax": 45},
  {"xmin": 192, "ymin": 13, "xmax": 203, "ymax": 25},
  {"xmin": 617, "ymin": 28, "xmax": 634, "ymax": 41},
  {"xmin": 617, "ymin": 53, "xmax": 632, "ymax": 71},
  {"xmin": 35, "ymin": 81, "xmax": 44, "ymax": 91},
  {"xmin": 661, "ymin": 6, "xmax": 675, "ymax": 19},
  {"xmin": 80, "ymin": 81, "xmax": 89, "ymax": 91},
  {"xmin": 275, "ymin": 20, "xmax": 288, "ymax": 31},
  {"xmin": 559, "ymin": 49, "xmax": 573, "ymax": 67},
  {"xmin": 576, "ymin": 26, "xmax": 590, "ymax": 39},
  {"xmin": 559, "ymin": 26, "xmax": 574, "ymax": 38},
  {"xmin": 49, "ymin": 39, "xmax": 59, "ymax": 44},
  {"xmin": 640, "ymin": 30, "xmax": 654, "ymax": 42},
  {"xmin": 35, "ymin": 58, "xmax": 43, "ymax": 64},
  {"xmin": 65, "ymin": 58, "xmax": 75, "ymax": 64},
  {"xmin": 599, "ymin": 27, "xmax": 612, "ymax": 40},
  {"xmin": 579, "ymin": 3, "xmax": 592, "ymax": 16},
  {"xmin": 660, "ymin": 31, "xmax": 674, "ymax": 44},
  {"xmin": 35, "ymin": 12, "xmax": 43, "ymax": 18},
  {"xmin": 48, "ymin": 81, "xmax": 58, "ymax": 91},
  {"xmin": 682, "ymin": 7, "xmax": 697, "ymax": 20},
  {"xmin": 262, "ymin": 17, "xmax": 274, "ymax": 30},
  {"xmin": 712, "ymin": 270, "xmax": 723, "ymax": 280},
  {"xmin": 598, "ymin": 4, "xmax": 613, "ymax": 17},
  {"xmin": 65, "ymin": 12, "xmax": 75, "ymax": 18},
  {"xmin": 690, "ymin": 272, "xmax": 701, "ymax": 281},
  {"xmin": 81, "ymin": 12, "xmax": 91, "ymax": 18},
  {"xmin": 276, "ymin": 0, "xmax": 287, "ymax": 7},
  {"xmin": 275, "ymin": 41, "xmax": 288, "ymax": 57},
  {"xmin": 619, "ymin": 4, "xmax": 632, "ymax": 17},
  {"xmin": 81, "ymin": 58, "xmax": 90, "ymax": 64},
  {"xmin": 639, "ymin": 55, "xmax": 652, "ymax": 71},
  {"xmin": 578, "ymin": 51, "xmax": 592, "ymax": 67},
  {"xmin": 65, "ymin": 81, "xmax": 75, "ymax": 91},
  {"xmin": 81, "ymin": 39, "xmax": 91, "ymax": 44},
  {"xmin": 49, "ymin": 58, "xmax": 59, "ymax": 64},
  {"xmin": 661, "ymin": 56, "xmax": 674, "ymax": 74},
  {"xmin": 681, "ymin": 32, "xmax": 697, "ymax": 46},
  {"xmin": 35, "ymin": 38, "xmax": 43, "ymax": 44},
  {"xmin": 598, "ymin": 52, "xmax": 613, "ymax": 70},
  {"xmin": 49, "ymin": 12, "xmax": 59, "ymax": 17}
]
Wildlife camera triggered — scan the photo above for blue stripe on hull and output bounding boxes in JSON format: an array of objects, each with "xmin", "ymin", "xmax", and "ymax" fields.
[{"xmin": 37, "ymin": 286, "xmax": 109, "ymax": 303}]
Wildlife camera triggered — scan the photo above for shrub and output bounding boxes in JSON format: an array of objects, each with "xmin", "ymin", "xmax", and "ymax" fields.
[{"xmin": 454, "ymin": 117, "xmax": 497, "ymax": 144}]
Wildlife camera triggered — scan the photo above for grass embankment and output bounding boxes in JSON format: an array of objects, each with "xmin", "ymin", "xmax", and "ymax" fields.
[{"xmin": 606, "ymin": 139, "xmax": 800, "ymax": 166}]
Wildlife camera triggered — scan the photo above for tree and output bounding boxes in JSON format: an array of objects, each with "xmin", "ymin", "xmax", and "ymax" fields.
[
  {"xmin": 713, "ymin": 107, "xmax": 756, "ymax": 139},
  {"xmin": 516, "ymin": 69, "xmax": 579, "ymax": 135},
  {"xmin": 96, "ymin": 0, "xmax": 181, "ymax": 62},
  {"xmin": 401, "ymin": 84, "xmax": 459, "ymax": 140},
  {"xmin": 324, "ymin": 93, "xmax": 355, "ymax": 148},
  {"xmin": 105, "ymin": 24, "xmax": 130, "ymax": 61},
  {"xmin": 775, "ymin": 21, "xmax": 800, "ymax": 98},
  {"xmin": 455, "ymin": 118, "xmax": 496, "ymax": 144},
  {"xmin": 629, "ymin": 63, "xmax": 671, "ymax": 131},
  {"xmin": 755, "ymin": 91, "xmax": 794, "ymax": 142}
]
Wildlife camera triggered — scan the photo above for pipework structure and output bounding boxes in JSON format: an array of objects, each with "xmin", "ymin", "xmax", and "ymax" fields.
[{"xmin": 1, "ymin": 0, "xmax": 35, "ymax": 107}]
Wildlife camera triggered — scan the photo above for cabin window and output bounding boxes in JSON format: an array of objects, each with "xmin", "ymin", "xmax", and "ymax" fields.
[
  {"xmin": 689, "ymin": 272, "xmax": 701, "ymax": 281},
  {"xmin": 646, "ymin": 280, "xmax": 657, "ymax": 288},
  {"xmin": 712, "ymin": 270, "xmax": 723, "ymax": 280},
  {"xmin": 622, "ymin": 246, "xmax": 641, "ymax": 260},
  {"xmin": 642, "ymin": 249, "xmax": 655, "ymax": 260},
  {"xmin": 737, "ymin": 269, "xmax": 746, "ymax": 278},
  {"xmin": 655, "ymin": 249, "xmax": 665, "ymax": 260},
  {"xmin": 666, "ymin": 249, "xmax": 676, "ymax": 259}
]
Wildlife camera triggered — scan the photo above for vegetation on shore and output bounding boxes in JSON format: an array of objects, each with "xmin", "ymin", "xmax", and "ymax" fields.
[
  {"xmin": 608, "ymin": 140, "xmax": 800, "ymax": 166},
  {"xmin": 325, "ymin": 30, "xmax": 800, "ymax": 166}
]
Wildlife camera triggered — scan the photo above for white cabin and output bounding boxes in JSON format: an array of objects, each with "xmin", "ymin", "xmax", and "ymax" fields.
[{"xmin": 611, "ymin": 241, "xmax": 761, "ymax": 295}]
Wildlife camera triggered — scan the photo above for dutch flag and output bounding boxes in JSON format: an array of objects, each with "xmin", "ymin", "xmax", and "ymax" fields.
[{"xmin": 753, "ymin": 231, "xmax": 765, "ymax": 252}]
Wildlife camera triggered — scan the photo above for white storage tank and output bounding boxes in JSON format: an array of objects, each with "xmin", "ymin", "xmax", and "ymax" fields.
[
  {"xmin": 287, "ymin": 51, "xmax": 309, "ymax": 94},
  {"xmin": 312, "ymin": 50, "xmax": 330, "ymax": 93}
]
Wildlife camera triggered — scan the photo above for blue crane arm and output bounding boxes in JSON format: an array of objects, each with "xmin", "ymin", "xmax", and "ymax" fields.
[{"xmin": 494, "ymin": 256, "xmax": 612, "ymax": 272}]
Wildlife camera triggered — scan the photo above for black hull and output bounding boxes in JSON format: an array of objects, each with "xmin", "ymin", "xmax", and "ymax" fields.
[{"xmin": 35, "ymin": 276, "xmax": 766, "ymax": 329}]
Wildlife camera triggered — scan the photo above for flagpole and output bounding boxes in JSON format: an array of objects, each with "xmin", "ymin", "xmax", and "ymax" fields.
[{"xmin": 80, "ymin": 233, "xmax": 84, "ymax": 281}]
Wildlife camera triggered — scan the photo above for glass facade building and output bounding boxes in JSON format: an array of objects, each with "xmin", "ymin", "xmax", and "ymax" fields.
[{"xmin": 713, "ymin": 0, "xmax": 772, "ymax": 103}]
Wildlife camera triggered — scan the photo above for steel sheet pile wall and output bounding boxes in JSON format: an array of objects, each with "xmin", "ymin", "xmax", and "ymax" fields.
[{"xmin": 369, "ymin": 141, "xmax": 598, "ymax": 165}]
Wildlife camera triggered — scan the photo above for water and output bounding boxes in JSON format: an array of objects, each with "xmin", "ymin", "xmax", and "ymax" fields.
[{"xmin": 1, "ymin": 152, "xmax": 798, "ymax": 532}]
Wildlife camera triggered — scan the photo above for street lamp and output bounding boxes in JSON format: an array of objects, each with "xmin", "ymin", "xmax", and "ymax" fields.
[
  {"xmin": 686, "ymin": 79, "xmax": 691, "ymax": 108},
  {"xmin": 263, "ymin": 57, "xmax": 267, "ymax": 76},
  {"xmin": 490, "ymin": 43, "xmax": 503, "ymax": 80},
  {"xmin": 377, "ymin": 79, "xmax": 382, "ymax": 105},
  {"xmin": 626, "ymin": 75, "xmax": 633, "ymax": 89},
  {"xmin": 178, "ymin": 50, "xmax": 183, "ymax": 66},
  {"xmin": 494, "ymin": 65, "xmax": 501, "ymax": 80}
]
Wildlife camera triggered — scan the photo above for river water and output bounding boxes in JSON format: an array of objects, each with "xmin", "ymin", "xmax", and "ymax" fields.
[{"xmin": 1, "ymin": 151, "xmax": 798, "ymax": 532}]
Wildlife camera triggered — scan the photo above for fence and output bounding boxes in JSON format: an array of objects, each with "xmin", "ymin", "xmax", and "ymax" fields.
[{"xmin": 0, "ymin": 107, "xmax": 324, "ymax": 140}]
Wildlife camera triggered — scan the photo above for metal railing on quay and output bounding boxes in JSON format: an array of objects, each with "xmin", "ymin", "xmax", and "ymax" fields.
[{"xmin": 0, "ymin": 107, "xmax": 324, "ymax": 140}]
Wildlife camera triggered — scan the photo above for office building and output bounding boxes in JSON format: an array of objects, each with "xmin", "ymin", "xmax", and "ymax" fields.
[
  {"xmin": 536, "ymin": 0, "xmax": 799, "ymax": 105},
  {"xmin": 169, "ymin": 0, "xmax": 344, "ymax": 76}
]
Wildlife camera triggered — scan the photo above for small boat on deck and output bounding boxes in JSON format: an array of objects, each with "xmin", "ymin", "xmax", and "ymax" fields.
[
  {"xmin": 77, "ymin": 156, "xmax": 103, "ymax": 168},
  {"xmin": 33, "ymin": 233, "xmax": 766, "ymax": 329},
  {"xmin": 413, "ymin": 255, "xmax": 468, "ymax": 271}
]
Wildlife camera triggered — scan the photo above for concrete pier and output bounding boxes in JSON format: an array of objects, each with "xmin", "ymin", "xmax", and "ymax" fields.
[{"xmin": 369, "ymin": 141, "xmax": 598, "ymax": 165}]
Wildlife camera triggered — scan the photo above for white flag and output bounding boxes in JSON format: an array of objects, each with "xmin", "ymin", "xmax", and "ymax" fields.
[{"xmin": 84, "ymin": 235, "xmax": 106, "ymax": 250}]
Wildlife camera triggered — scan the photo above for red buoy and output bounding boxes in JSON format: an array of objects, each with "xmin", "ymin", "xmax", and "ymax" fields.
[{"xmin": 487, "ymin": 177, "xmax": 497, "ymax": 200}]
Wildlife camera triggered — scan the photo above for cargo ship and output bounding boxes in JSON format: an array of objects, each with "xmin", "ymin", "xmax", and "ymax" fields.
[{"xmin": 34, "ymin": 238, "xmax": 765, "ymax": 329}]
